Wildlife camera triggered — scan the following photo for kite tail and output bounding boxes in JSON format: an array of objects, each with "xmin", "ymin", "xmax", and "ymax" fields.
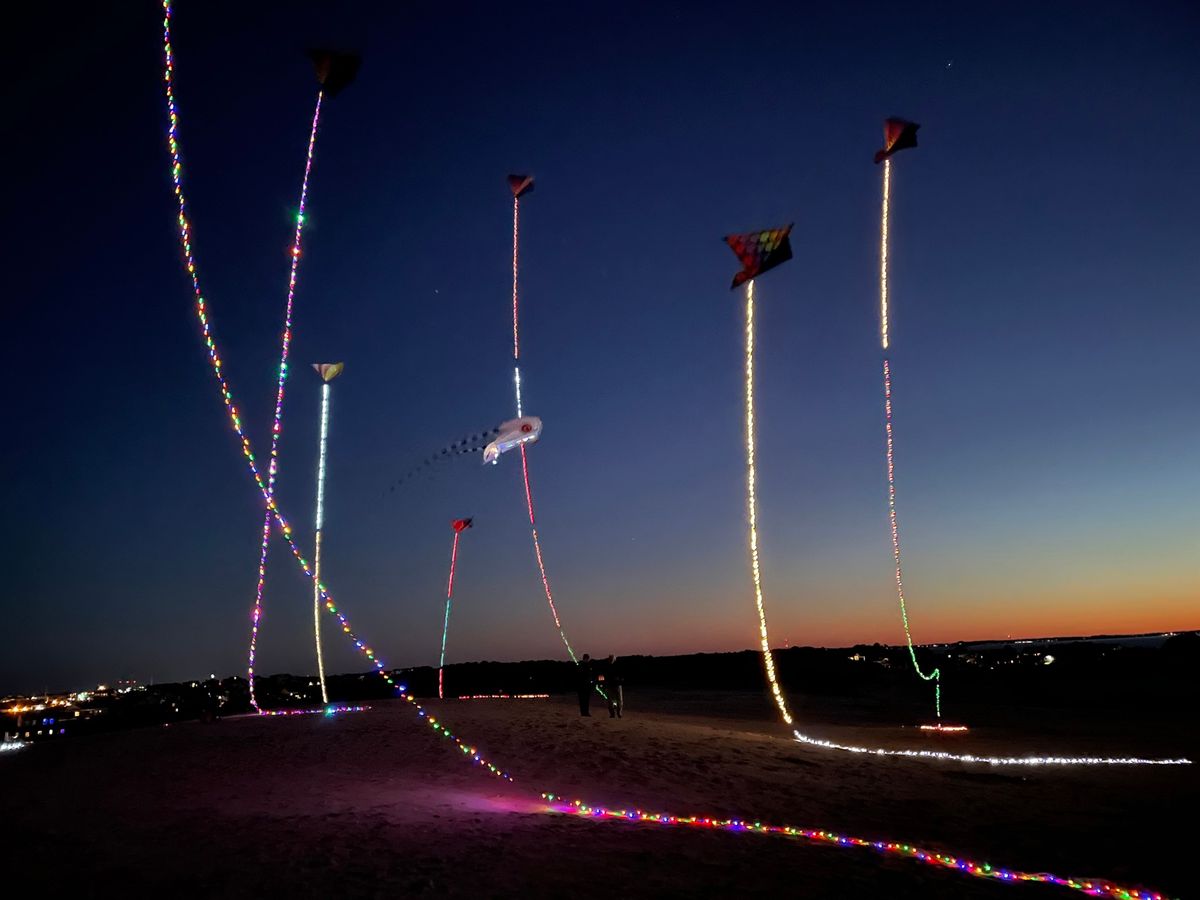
[
  {"xmin": 384, "ymin": 428, "xmax": 501, "ymax": 495},
  {"xmin": 883, "ymin": 359, "xmax": 942, "ymax": 717},
  {"xmin": 438, "ymin": 530, "xmax": 461, "ymax": 699},
  {"xmin": 245, "ymin": 87, "xmax": 324, "ymax": 710},
  {"xmin": 742, "ymin": 279, "xmax": 797, "ymax": 727},
  {"xmin": 879, "ymin": 158, "xmax": 941, "ymax": 719}
]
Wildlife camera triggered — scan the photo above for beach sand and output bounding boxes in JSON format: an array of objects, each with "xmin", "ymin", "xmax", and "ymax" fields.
[{"xmin": 2, "ymin": 690, "xmax": 1194, "ymax": 898}]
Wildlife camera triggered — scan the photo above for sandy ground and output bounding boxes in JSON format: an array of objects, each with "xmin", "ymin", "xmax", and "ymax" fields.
[{"xmin": 1, "ymin": 691, "xmax": 1194, "ymax": 898}]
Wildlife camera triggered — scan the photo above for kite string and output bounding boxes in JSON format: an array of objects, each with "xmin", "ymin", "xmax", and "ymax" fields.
[
  {"xmin": 884, "ymin": 359, "xmax": 941, "ymax": 716},
  {"xmin": 162, "ymin": 0, "xmax": 400, "ymax": 702},
  {"xmin": 312, "ymin": 381, "xmax": 332, "ymax": 705},
  {"xmin": 246, "ymin": 87, "xmax": 324, "ymax": 710},
  {"xmin": 510, "ymin": 192, "xmax": 580, "ymax": 664},
  {"xmin": 879, "ymin": 157, "xmax": 941, "ymax": 719},
  {"xmin": 438, "ymin": 530, "xmax": 460, "ymax": 699},
  {"xmin": 743, "ymin": 279, "xmax": 795, "ymax": 726}
]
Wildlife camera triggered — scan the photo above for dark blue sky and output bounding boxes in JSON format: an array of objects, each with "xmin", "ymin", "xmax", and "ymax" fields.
[{"xmin": 4, "ymin": 1, "xmax": 1197, "ymax": 693}]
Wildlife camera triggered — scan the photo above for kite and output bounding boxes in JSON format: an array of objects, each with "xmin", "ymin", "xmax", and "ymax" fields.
[
  {"xmin": 312, "ymin": 362, "xmax": 344, "ymax": 382},
  {"xmin": 439, "ymin": 517, "xmax": 474, "ymax": 698},
  {"xmin": 723, "ymin": 226, "xmax": 794, "ymax": 289},
  {"xmin": 507, "ymin": 174, "xmax": 535, "ymax": 199},
  {"xmin": 309, "ymin": 362, "xmax": 345, "ymax": 705},
  {"xmin": 874, "ymin": 117, "xmax": 920, "ymax": 164},
  {"xmin": 307, "ymin": 49, "xmax": 362, "ymax": 98},
  {"xmin": 483, "ymin": 416, "xmax": 543, "ymax": 465}
]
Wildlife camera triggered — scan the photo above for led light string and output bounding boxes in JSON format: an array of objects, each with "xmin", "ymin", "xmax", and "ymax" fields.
[
  {"xmin": 455, "ymin": 694, "xmax": 549, "ymax": 700},
  {"xmin": 312, "ymin": 380, "xmax": 333, "ymax": 705},
  {"xmin": 509, "ymin": 186, "xmax": 580, "ymax": 664},
  {"xmin": 258, "ymin": 704, "xmax": 368, "ymax": 717},
  {"xmin": 879, "ymin": 156, "xmax": 942, "ymax": 719},
  {"xmin": 743, "ymin": 279, "xmax": 795, "ymax": 726},
  {"xmin": 163, "ymin": 0, "xmax": 405, "ymax": 705},
  {"xmin": 538, "ymin": 796, "xmax": 1170, "ymax": 900},
  {"xmin": 438, "ymin": 529, "xmax": 461, "ymax": 700}
]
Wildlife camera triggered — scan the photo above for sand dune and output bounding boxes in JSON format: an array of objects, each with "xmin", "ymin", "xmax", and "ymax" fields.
[{"xmin": 2, "ymin": 691, "xmax": 1193, "ymax": 897}]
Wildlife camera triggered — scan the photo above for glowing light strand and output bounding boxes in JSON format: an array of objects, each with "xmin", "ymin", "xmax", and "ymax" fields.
[
  {"xmin": 539, "ymin": 795, "xmax": 1171, "ymax": 900},
  {"xmin": 258, "ymin": 704, "xmax": 368, "ymax": 718},
  {"xmin": 736, "ymin": 262, "xmax": 1187, "ymax": 766},
  {"xmin": 244, "ymin": 89, "xmax": 323, "ymax": 710},
  {"xmin": 162, "ymin": 0, "xmax": 403, "ymax": 701},
  {"xmin": 510, "ymin": 188, "xmax": 578, "ymax": 663},
  {"xmin": 312, "ymin": 381, "xmax": 332, "ymax": 705},
  {"xmin": 455, "ymin": 694, "xmax": 549, "ymax": 700},
  {"xmin": 743, "ymin": 279, "xmax": 794, "ymax": 725},
  {"xmin": 438, "ymin": 530, "xmax": 461, "ymax": 700},
  {"xmin": 879, "ymin": 156, "xmax": 942, "ymax": 719}
]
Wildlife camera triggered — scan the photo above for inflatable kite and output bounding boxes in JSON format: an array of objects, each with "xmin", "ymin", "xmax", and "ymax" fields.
[
  {"xmin": 874, "ymin": 117, "xmax": 920, "ymax": 164},
  {"xmin": 483, "ymin": 416, "xmax": 543, "ymax": 465},
  {"xmin": 308, "ymin": 50, "xmax": 362, "ymax": 98},
  {"xmin": 723, "ymin": 226, "xmax": 794, "ymax": 289}
]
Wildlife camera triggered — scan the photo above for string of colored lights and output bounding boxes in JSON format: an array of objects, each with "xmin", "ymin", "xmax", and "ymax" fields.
[
  {"xmin": 455, "ymin": 694, "xmax": 550, "ymax": 700},
  {"xmin": 245, "ymin": 90, "xmax": 322, "ymax": 711},
  {"xmin": 878, "ymin": 156, "xmax": 943, "ymax": 719},
  {"xmin": 438, "ymin": 529, "xmax": 461, "ymax": 700},
  {"xmin": 538, "ymin": 795, "xmax": 1169, "ymax": 900},
  {"xmin": 258, "ymin": 704, "xmax": 368, "ymax": 718},
  {"xmin": 743, "ymin": 278, "xmax": 795, "ymax": 726},
  {"xmin": 510, "ymin": 188, "xmax": 579, "ymax": 663},
  {"xmin": 312, "ymin": 381, "xmax": 333, "ymax": 705},
  {"xmin": 162, "ymin": 0, "xmax": 405, "ymax": 702}
]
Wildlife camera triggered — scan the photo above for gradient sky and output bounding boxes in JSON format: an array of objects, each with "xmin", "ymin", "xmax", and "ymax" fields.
[{"xmin": 3, "ymin": 1, "xmax": 1197, "ymax": 693}]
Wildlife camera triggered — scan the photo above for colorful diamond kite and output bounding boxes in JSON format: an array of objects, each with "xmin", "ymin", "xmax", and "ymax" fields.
[
  {"xmin": 723, "ymin": 225, "xmax": 794, "ymax": 289},
  {"xmin": 874, "ymin": 118, "xmax": 920, "ymax": 164}
]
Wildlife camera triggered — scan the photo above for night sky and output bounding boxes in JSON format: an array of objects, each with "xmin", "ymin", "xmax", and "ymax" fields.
[{"xmin": 4, "ymin": 2, "xmax": 1197, "ymax": 693}]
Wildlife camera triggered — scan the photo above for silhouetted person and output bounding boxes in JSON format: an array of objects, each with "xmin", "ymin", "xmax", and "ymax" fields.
[
  {"xmin": 601, "ymin": 654, "xmax": 624, "ymax": 718},
  {"xmin": 576, "ymin": 654, "xmax": 593, "ymax": 716}
]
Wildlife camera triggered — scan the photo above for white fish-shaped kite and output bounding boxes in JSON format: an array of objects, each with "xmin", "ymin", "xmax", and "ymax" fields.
[{"xmin": 483, "ymin": 416, "xmax": 542, "ymax": 465}]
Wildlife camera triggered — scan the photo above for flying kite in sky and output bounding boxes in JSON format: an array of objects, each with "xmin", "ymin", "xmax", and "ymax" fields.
[
  {"xmin": 723, "ymin": 226, "xmax": 794, "ymax": 289},
  {"xmin": 312, "ymin": 362, "xmax": 344, "ymax": 382},
  {"xmin": 483, "ymin": 416, "xmax": 543, "ymax": 465},
  {"xmin": 874, "ymin": 117, "xmax": 920, "ymax": 164},
  {"xmin": 508, "ymin": 174, "xmax": 535, "ymax": 198},
  {"xmin": 452, "ymin": 517, "xmax": 474, "ymax": 533},
  {"xmin": 307, "ymin": 50, "xmax": 362, "ymax": 98}
]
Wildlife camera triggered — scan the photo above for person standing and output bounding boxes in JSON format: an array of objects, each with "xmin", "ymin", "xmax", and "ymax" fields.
[
  {"xmin": 603, "ymin": 654, "xmax": 624, "ymax": 718},
  {"xmin": 576, "ymin": 654, "xmax": 594, "ymax": 716}
]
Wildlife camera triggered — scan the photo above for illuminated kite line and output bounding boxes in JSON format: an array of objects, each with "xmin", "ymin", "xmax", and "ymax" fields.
[
  {"xmin": 875, "ymin": 117, "xmax": 945, "ymax": 719},
  {"xmin": 311, "ymin": 362, "xmax": 345, "ymax": 705},
  {"xmin": 438, "ymin": 518, "xmax": 473, "ymax": 699}
]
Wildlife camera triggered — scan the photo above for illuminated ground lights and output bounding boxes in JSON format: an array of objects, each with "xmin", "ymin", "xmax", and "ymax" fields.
[
  {"xmin": 539, "ymin": 796, "xmax": 1171, "ymax": 900},
  {"xmin": 257, "ymin": 704, "xmax": 368, "ymax": 718},
  {"xmin": 455, "ymin": 693, "xmax": 549, "ymax": 701},
  {"xmin": 0, "ymin": 742, "xmax": 25, "ymax": 753},
  {"xmin": 919, "ymin": 723, "xmax": 970, "ymax": 733}
]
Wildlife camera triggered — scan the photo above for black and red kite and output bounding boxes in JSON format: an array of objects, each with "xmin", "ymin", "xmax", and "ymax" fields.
[
  {"xmin": 874, "ymin": 118, "xmax": 920, "ymax": 164},
  {"xmin": 508, "ymin": 174, "xmax": 535, "ymax": 199},
  {"xmin": 308, "ymin": 49, "xmax": 361, "ymax": 98},
  {"xmin": 723, "ymin": 226, "xmax": 794, "ymax": 289},
  {"xmin": 452, "ymin": 518, "xmax": 474, "ymax": 533}
]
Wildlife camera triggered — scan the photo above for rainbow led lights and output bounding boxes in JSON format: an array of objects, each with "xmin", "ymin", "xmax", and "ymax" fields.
[
  {"xmin": 245, "ymin": 90, "xmax": 323, "ymax": 711},
  {"xmin": 539, "ymin": 795, "xmax": 1170, "ymax": 900},
  {"xmin": 454, "ymin": 693, "xmax": 550, "ymax": 700}
]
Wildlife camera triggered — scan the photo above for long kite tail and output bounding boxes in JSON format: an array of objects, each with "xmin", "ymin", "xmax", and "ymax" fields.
[
  {"xmin": 162, "ymin": 0, "xmax": 401, "ymax": 702},
  {"xmin": 742, "ymin": 279, "xmax": 796, "ymax": 726},
  {"xmin": 878, "ymin": 157, "xmax": 942, "ymax": 718},
  {"xmin": 438, "ymin": 530, "xmax": 461, "ymax": 699},
  {"xmin": 510, "ymin": 188, "xmax": 580, "ymax": 664},
  {"xmin": 312, "ymin": 381, "xmax": 333, "ymax": 706},
  {"xmin": 383, "ymin": 428, "xmax": 501, "ymax": 496},
  {"xmin": 246, "ymin": 88, "xmax": 324, "ymax": 710}
]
